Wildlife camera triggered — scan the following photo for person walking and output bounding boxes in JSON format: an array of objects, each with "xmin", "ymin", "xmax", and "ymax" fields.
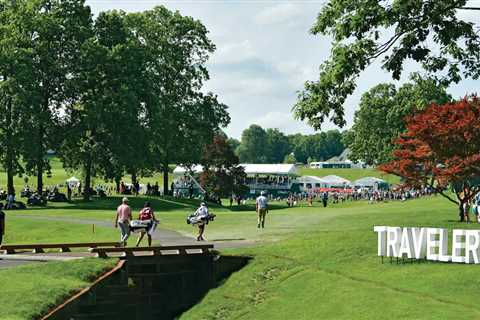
[
  {"xmin": 115, "ymin": 197, "xmax": 132, "ymax": 246},
  {"xmin": 0, "ymin": 204, "xmax": 5, "ymax": 245},
  {"xmin": 256, "ymin": 191, "xmax": 268, "ymax": 229},
  {"xmin": 194, "ymin": 202, "xmax": 209, "ymax": 241},
  {"xmin": 135, "ymin": 202, "xmax": 159, "ymax": 247},
  {"xmin": 322, "ymin": 191, "xmax": 328, "ymax": 208}
]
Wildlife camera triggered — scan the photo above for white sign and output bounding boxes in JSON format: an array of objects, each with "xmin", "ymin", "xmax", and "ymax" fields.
[{"xmin": 374, "ymin": 226, "xmax": 480, "ymax": 264}]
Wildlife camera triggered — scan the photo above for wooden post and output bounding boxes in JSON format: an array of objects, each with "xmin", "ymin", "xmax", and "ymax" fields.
[{"xmin": 92, "ymin": 224, "xmax": 95, "ymax": 234}]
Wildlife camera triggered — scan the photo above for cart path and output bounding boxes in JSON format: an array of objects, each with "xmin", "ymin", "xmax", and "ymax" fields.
[{"xmin": 0, "ymin": 215, "xmax": 255, "ymax": 269}]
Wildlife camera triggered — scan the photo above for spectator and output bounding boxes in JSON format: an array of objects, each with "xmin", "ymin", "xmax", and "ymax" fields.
[{"xmin": 0, "ymin": 204, "xmax": 5, "ymax": 245}]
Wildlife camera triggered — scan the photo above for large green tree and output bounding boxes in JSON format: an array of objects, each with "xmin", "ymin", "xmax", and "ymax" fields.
[
  {"xmin": 18, "ymin": 0, "xmax": 92, "ymax": 194},
  {"xmin": 265, "ymin": 128, "xmax": 291, "ymax": 163},
  {"xmin": 132, "ymin": 6, "xmax": 229, "ymax": 195},
  {"xmin": 294, "ymin": 0, "xmax": 480, "ymax": 129},
  {"xmin": 348, "ymin": 75, "xmax": 451, "ymax": 165},
  {"xmin": 60, "ymin": 10, "xmax": 149, "ymax": 200},
  {"xmin": 237, "ymin": 125, "xmax": 269, "ymax": 163}
]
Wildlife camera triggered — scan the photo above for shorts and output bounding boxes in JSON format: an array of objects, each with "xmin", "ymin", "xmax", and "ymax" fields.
[{"xmin": 258, "ymin": 208, "xmax": 267, "ymax": 215}]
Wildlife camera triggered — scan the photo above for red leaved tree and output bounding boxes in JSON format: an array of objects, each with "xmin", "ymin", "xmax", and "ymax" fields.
[{"xmin": 380, "ymin": 97, "xmax": 480, "ymax": 219}]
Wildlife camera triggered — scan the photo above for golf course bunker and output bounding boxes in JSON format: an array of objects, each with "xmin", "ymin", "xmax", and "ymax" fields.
[{"xmin": 44, "ymin": 254, "xmax": 251, "ymax": 320}]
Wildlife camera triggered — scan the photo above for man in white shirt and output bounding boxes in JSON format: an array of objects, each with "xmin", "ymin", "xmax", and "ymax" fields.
[
  {"xmin": 194, "ymin": 202, "xmax": 209, "ymax": 241},
  {"xmin": 256, "ymin": 191, "xmax": 268, "ymax": 229}
]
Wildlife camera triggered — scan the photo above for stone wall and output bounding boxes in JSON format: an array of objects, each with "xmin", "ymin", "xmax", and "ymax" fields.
[{"xmin": 44, "ymin": 254, "xmax": 249, "ymax": 320}]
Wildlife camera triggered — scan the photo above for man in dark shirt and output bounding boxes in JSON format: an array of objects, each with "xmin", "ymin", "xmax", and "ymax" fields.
[{"xmin": 0, "ymin": 203, "xmax": 5, "ymax": 245}]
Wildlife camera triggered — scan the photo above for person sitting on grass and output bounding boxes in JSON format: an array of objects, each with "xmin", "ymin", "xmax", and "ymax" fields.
[{"xmin": 135, "ymin": 202, "xmax": 159, "ymax": 247}]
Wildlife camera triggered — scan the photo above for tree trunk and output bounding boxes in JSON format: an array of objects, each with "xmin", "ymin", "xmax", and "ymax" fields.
[
  {"xmin": 115, "ymin": 176, "xmax": 120, "ymax": 194},
  {"xmin": 83, "ymin": 155, "xmax": 92, "ymax": 201},
  {"xmin": 131, "ymin": 173, "xmax": 137, "ymax": 185},
  {"xmin": 36, "ymin": 124, "xmax": 43, "ymax": 194},
  {"xmin": 163, "ymin": 162, "xmax": 169, "ymax": 196},
  {"xmin": 5, "ymin": 85, "xmax": 14, "ymax": 196},
  {"xmin": 459, "ymin": 202, "xmax": 465, "ymax": 222},
  {"xmin": 36, "ymin": 96, "xmax": 48, "ymax": 194}
]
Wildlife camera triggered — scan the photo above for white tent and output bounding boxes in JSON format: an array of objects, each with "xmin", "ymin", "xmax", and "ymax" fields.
[
  {"xmin": 242, "ymin": 164, "xmax": 298, "ymax": 176},
  {"xmin": 354, "ymin": 177, "xmax": 388, "ymax": 188},
  {"xmin": 66, "ymin": 176, "xmax": 80, "ymax": 187},
  {"xmin": 297, "ymin": 176, "xmax": 329, "ymax": 191},
  {"xmin": 173, "ymin": 164, "xmax": 298, "ymax": 176},
  {"xmin": 320, "ymin": 175, "xmax": 351, "ymax": 187}
]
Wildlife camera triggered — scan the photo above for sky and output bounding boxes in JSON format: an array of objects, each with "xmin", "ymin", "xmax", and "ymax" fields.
[{"xmin": 86, "ymin": 0, "xmax": 480, "ymax": 139}]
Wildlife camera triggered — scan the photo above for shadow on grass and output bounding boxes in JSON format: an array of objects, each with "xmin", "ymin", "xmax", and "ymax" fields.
[{"xmin": 19, "ymin": 195, "xmax": 291, "ymax": 214}]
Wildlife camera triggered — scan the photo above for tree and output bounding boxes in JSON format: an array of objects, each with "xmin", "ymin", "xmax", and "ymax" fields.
[
  {"xmin": 133, "ymin": 6, "xmax": 229, "ymax": 195},
  {"xmin": 288, "ymin": 130, "xmax": 344, "ymax": 164},
  {"xmin": 199, "ymin": 135, "xmax": 247, "ymax": 199},
  {"xmin": 237, "ymin": 125, "xmax": 268, "ymax": 163},
  {"xmin": 227, "ymin": 138, "xmax": 240, "ymax": 154},
  {"xmin": 294, "ymin": 0, "xmax": 480, "ymax": 129},
  {"xmin": 380, "ymin": 97, "xmax": 480, "ymax": 219},
  {"xmin": 60, "ymin": 10, "xmax": 148, "ymax": 200},
  {"xmin": 265, "ymin": 128, "xmax": 291, "ymax": 163},
  {"xmin": 283, "ymin": 154, "xmax": 296, "ymax": 164},
  {"xmin": 348, "ymin": 75, "xmax": 451, "ymax": 165},
  {"xmin": 17, "ymin": 0, "xmax": 92, "ymax": 194}
]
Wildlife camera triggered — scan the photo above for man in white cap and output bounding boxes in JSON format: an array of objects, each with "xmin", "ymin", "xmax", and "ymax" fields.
[
  {"xmin": 194, "ymin": 202, "xmax": 209, "ymax": 241},
  {"xmin": 256, "ymin": 191, "xmax": 268, "ymax": 229},
  {"xmin": 115, "ymin": 197, "xmax": 132, "ymax": 246}
]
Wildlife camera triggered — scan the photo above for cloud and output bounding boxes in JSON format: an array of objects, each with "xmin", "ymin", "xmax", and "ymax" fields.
[
  {"xmin": 253, "ymin": 111, "xmax": 316, "ymax": 135},
  {"xmin": 211, "ymin": 40, "xmax": 256, "ymax": 64},
  {"xmin": 254, "ymin": 3, "xmax": 304, "ymax": 27}
]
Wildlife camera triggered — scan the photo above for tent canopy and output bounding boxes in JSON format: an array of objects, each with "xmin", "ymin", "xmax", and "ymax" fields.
[
  {"xmin": 321, "ymin": 175, "xmax": 351, "ymax": 186},
  {"xmin": 66, "ymin": 177, "xmax": 80, "ymax": 183},
  {"xmin": 297, "ymin": 175, "xmax": 329, "ymax": 184},
  {"xmin": 173, "ymin": 164, "xmax": 298, "ymax": 176},
  {"xmin": 354, "ymin": 177, "xmax": 387, "ymax": 187}
]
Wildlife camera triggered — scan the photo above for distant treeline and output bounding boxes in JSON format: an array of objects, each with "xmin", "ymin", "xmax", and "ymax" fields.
[{"xmin": 227, "ymin": 125, "xmax": 347, "ymax": 164}]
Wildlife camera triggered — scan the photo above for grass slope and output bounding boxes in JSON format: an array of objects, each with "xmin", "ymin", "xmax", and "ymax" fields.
[
  {"xmin": 181, "ymin": 197, "xmax": 480, "ymax": 319},
  {"xmin": 0, "ymin": 258, "xmax": 117, "ymax": 320}
]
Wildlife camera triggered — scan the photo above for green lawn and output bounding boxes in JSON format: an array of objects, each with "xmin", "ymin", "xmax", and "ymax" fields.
[
  {"xmin": 3, "ymin": 191, "xmax": 477, "ymax": 319},
  {"xmin": 0, "ymin": 259, "xmax": 117, "ymax": 320},
  {"xmin": 181, "ymin": 196, "xmax": 480, "ymax": 319}
]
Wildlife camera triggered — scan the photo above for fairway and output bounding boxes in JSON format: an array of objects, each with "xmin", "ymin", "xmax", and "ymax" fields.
[
  {"xmin": 3, "ymin": 194, "xmax": 480, "ymax": 319},
  {"xmin": 179, "ymin": 196, "xmax": 480, "ymax": 319}
]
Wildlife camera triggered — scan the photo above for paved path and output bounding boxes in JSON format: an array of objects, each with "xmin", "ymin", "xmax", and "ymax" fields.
[{"xmin": 0, "ymin": 215, "xmax": 255, "ymax": 269}]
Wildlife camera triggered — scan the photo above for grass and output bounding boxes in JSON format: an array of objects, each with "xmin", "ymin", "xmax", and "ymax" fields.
[
  {"xmin": 0, "ymin": 258, "xmax": 117, "ymax": 320},
  {"xmin": 180, "ymin": 196, "xmax": 480, "ymax": 319},
  {"xmin": 0, "ymin": 156, "xmax": 173, "ymax": 198},
  {"xmin": 2, "ymin": 193, "xmax": 479, "ymax": 319}
]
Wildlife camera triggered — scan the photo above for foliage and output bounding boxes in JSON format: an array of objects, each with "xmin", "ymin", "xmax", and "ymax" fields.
[
  {"xmin": 237, "ymin": 125, "xmax": 345, "ymax": 164},
  {"xmin": 283, "ymin": 153, "xmax": 296, "ymax": 164},
  {"xmin": 289, "ymin": 130, "xmax": 344, "ymax": 164},
  {"xmin": 237, "ymin": 125, "xmax": 269, "ymax": 163},
  {"xmin": 199, "ymin": 135, "xmax": 247, "ymax": 198},
  {"xmin": 380, "ymin": 97, "xmax": 480, "ymax": 208},
  {"xmin": 294, "ymin": 0, "xmax": 480, "ymax": 129},
  {"xmin": 348, "ymin": 74, "xmax": 451, "ymax": 165},
  {"xmin": 133, "ymin": 7, "xmax": 230, "ymax": 194}
]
